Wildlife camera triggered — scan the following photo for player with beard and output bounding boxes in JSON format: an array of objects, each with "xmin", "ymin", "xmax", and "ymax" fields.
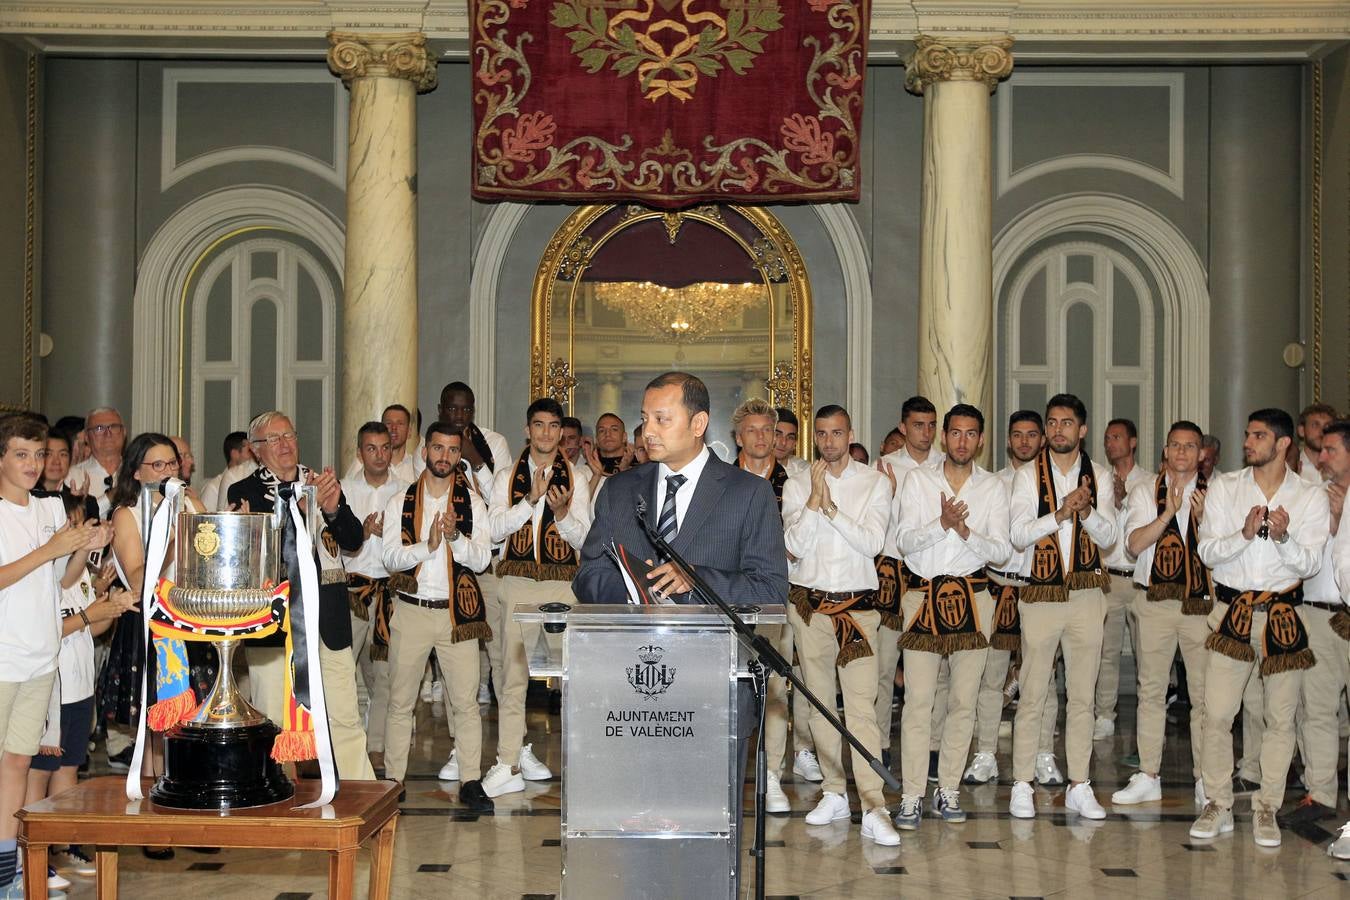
[
  {"xmin": 1190, "ymin": 409, "xmax": 1328, "ymax": 848},
  {"xmin": 964, "ymin": 410, "xmax": 1062, "ymax": 786},
  {"xmin": 892, "ymin": 404, "xmax": 1010, "ymax": 829},
  {"xmin": 381, "ymin": 424, "xmax": 494, "ymax": 810},
  {"xmin": 1294, "ymin": 404, "xmax": 1336, "ymax": 483},
  {"xmin": 1008, "ymin": 394, "xmax": 1117, "ymax": 820}
]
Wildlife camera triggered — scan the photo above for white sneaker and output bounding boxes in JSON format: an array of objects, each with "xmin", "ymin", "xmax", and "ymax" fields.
[
  {"xmin": 1328, "ymin": 821, "xmax": 1350, "ymax": 859},
  {"xmin": 1252, "ymin": 804, "xmax": 1281, "ymax": 848},
  {"xmin": 793, "ymin": 749, "xmax": 824, "ymax": 782},
  {"xmin": 962, "ymin": 751, "xmax": 998, "ymax": 785},
  {"xmin": 765, "ymin": 772, "xmax": 790, "ymax": 814},
  {"xmin": 1111, "ymin": 772, "xmax": 1161, "ymax": 805},
  {"xmin": 430, "ymin": 680, "xmax": 444, "ymax": 702},
  {"xmin": 861, "ymin": 809, "xmax": 901, "ymax": 846},
  {"xmin": 1194, "ymin": 779, "xmax": 1208, "ymax": 807},
  {"xmin": 805, "ymin": 791, "xmax": 851, "ymax": 825},
  {"xmin": 1092, "ymin": 716, "xmax": 1115, "ymax": 740},
  {"xmin": 1009, "ymin": 780, "xmax": 1036, "ymax": 818},
  {"xmin": 1065, "ymin": 782, "xmax": 1106, "ymax": 819},
  {"xmin": 518, "ymin": 744, "xmax": 552, "ymax": 781},
  {"xmin": 437, "ymin": 749, "xmax": 460, "ymax": 781},
  {"xmin": 481, "ymin": 760, "xmax": 525, "ymax": 798},
  {"xmin": 1189, "ymin": 802, "xmax": 1234, "ymax": 839},
  {"xmin": 49, "ymin": 867, "xmax": 73, "ymax": 891},
  {"xmin": 419, "ymin": 680, "xmax": 433, "ymax": 702},
  {"xmin": 1034, "ymin": 752, "xmax": 1065, "ymax": 786},
  {"xmin": 477, "ymin": 683, "xmax": 492, "ymax": 705}
]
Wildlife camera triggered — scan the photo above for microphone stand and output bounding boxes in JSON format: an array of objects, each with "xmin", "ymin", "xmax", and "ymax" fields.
[{"xmin": 635, "ymin": 500, "xmax": 899, "ymax": 900}]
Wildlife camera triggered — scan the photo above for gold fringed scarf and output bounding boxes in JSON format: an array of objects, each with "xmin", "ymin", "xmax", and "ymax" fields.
[
  {"xmin": 990, "ymin": 583, "xmax": 1021, "ymax": 651},
  {"xmin": 1144, "ymin": 472, "xmax": 1213, "ymax": 615},
  {"xmin": 899, "ymin": 572, "xmax": 990, "ymax": 656},
  {"xmin": 495, "ymin": 450, "xmax": 579, "ymax": 582},
  {"xmin": 1206, "ymin": 583, "xmax": 1315, "ymax": 676},
  {"xmin": 347, "ymin": 574, "xmax": 392, "ymax": 661},
  {"xmin": 1024, "ymin": 449, "xmax": 1110, "ymax": 603},
  {"xmin": 872, "ymin": 555, "xmax": 903, "ymax": 631},
  {"xmin": 387, "ymin": 472, "xmax": 492, "ymax": 644},
  {"xmin": 1330, "ymin": 607, "xmax": 1350, "ymax": 641},
  {"xmin": 791, "ymin": 585, "xmax": 875, "ymax": 667}
]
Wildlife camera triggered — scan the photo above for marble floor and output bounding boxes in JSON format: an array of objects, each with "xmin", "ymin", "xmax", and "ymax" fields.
[{"xmin": 37, "ymin": 688, "xmax": 1350, "ymax": 899}]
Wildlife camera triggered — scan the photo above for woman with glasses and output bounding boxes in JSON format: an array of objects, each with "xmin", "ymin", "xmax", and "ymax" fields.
[{"xmin": 99, "ymin": 434, "xmax": 210, "ymax": 859}]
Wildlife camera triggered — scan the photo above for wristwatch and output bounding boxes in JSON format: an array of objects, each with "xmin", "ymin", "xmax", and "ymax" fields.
[{"xmin": 824, "ymin": 501, "xmax": 838, "ymax": 520}]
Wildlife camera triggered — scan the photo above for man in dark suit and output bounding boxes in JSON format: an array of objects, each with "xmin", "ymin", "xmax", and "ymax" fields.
[
  {"xmin": 574, "ymin": 372, "xmax": 788, "ymax": 606},
  {"xmin": 574, "ymin": 372, "xmax": 789, "ymax": 895},
  {"xmin": 228, "ymin": 410, "xmax": 375, "ymax": 780}
]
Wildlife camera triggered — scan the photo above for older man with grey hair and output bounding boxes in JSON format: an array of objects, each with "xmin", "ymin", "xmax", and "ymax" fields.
[{"xmin": 66, "ymin": 406, "xmax": 125, "ymax": 516}]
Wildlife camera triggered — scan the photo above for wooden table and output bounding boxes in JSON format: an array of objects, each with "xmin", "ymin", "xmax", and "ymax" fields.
[{"xmin": 16, "ymin": 777, "xmax": 400, "ymax": 899}]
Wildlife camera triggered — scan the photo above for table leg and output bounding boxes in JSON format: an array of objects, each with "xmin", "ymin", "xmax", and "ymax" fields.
[
  {"xmin": 21, "ymin": 842, "xmax": 47, "ymax": 900},
  {"xmin": 329, "ymin": 848, "xmax": 357, "ymax": 899},
  {"xmin": 368, "ymin": 815, "xmax": 399, "ymax": 900},
  {"xmin": 96, "ymin": 845, "xmax": 119, "ymax": 900}
]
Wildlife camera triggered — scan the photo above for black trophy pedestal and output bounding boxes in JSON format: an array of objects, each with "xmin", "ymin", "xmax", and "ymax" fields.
[{"xmin": 150, "ymin": 721, "xmax": 294, "ymax": 810}]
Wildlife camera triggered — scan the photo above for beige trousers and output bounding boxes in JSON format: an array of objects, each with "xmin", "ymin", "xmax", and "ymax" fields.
[
  {"xmin": 760, "ymin": 622, "xmax": 815, "ymax": 777},
  {"xmin": 897, "ymin": 589, "xmax": 993, "ymax": 796},
  {"xmin": 350, "ymin": 611, "xmax": 391, "ymax": 753},
  {"xmin": 1238, "ymin": 668, "xmax": 1265, "ymax": 782},
  {"xmin": 493, "ymin": 575, "xmax": 574, "ymax": 764},
  {"xmin": 1132, "ymin": 594, "xmax": 1210, "ymax": 776},
  {"xmin": 873, "ymin": 623, "xmax": 902, "ymax": 747},
  {"xmin": 1199, "ymin": 605, "xmax": 1305, "ymax": 811},
  {"xmin": 383, "ymin": 601, "xmax": 483, "ymax": 783},
  {"xmin": 973, "ymin": 647, "xmax": 1057, "ymax": 755},
  {"xmin": 247, "ymin": 643, "xmax": 376, "ymax": 781},
  {"xmin": 1012, "ymin": 588, "xmax": 1107, "ymax": 784},
  {"xmin": 1297, "ymin": 607, "xmax": 1350, "ymax": 807},
  {"xmin": 1094, "ymin": 574, "xmax": 1139, "ymax": 722},
  {"xmin": 788, "ymin": 602, "xmax": 886, "ymax": 811}
]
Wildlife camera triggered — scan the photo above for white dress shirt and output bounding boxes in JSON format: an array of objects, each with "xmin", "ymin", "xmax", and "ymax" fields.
[
  {"xmin": 343, "ymin": 452, "xmax": 423, "ymax": 487},
  {"xmin": 381, "ymin": 482, "xmax": 492, "ymax": 599},
  {"xmin": 488, "ymin": 454, "xmax": 592, "ymax": 549},
  {"xmin": 340, "ymin": 470, "xmax": 409, "ymax": 579},
  {"xmin": 66, "ymin": 457, "xmax": 117, "ymax": 517},
  {"xmin": 783, "ymin": 459, "xmax": 890, "ymax": 591},
  {"xmin": 782, "ymin": 456, "xmax": 810, "ymax": 478},
  {"xmin": 653, "ymin": 446, "xmax": 712, "ymax": 535},
  {"xmin": 1304, "ymin": 536, "xmax": 1339, "ymax": 605},
  {"xmin": 1102, "ymin": 462, "xmax": 1155, "ymax": 570},
  {"xmin": 879, "ymin": 445, "xmax": 944, "ymax": 559},
  {"xmin": 1331, "ymin": 503, "xmax": 1349, "ymax": 606},
  {"xmin": 990, "ymin": 464, "xmax": 1030, "ymax": 577},
  {"xmin": 1197, "ymin": 466, "xmax": 1329, "ymax": 592},
  {"xmin": 897, "ymin": 463, "xmax": 1011, "ymax": 580},
  {"xmin": 211, "ymin": 460, "xmax": 259, "ymax": 511},
  {"xmin": 1009, "ymin": 453, "xmax": 1119, "ymax": 577},
  {"xmin": 1296, "ymin": 449, "xmax": 1327, "ymax": 485},
  {"xmin": 1124, "ymin": 472, "xmax": 1198, "ymax": 584},
  {"xmin": 467, "ymin": 426, "xmax": 513, "ymax": 499}
]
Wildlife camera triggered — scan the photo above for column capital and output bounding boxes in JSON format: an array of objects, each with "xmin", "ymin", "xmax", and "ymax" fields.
[
  {"xmin": 327, "ymin": 30, "xmax": 438, "ymax": 91},
  {"xmin": 905, "ymin": 35, "xmax": 1013, "ymax": 96}
]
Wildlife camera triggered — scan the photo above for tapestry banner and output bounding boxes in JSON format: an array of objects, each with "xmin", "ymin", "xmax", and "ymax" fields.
[{"xmin": 471, "ymin": 0, "xmax": 868, "ymax": 208}]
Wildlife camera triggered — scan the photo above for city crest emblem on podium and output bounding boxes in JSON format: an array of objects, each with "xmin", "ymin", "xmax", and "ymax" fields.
[{"xmin": 627, "ymin": 644, "xmax": 676, "ymax": 699}]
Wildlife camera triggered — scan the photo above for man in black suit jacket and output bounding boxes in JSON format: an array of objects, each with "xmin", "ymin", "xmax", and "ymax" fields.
[
  {"xmin": 227, "ymin": 410, "xmax": 375, "ymax": 780},
  {"xmin": 574, "ymin": 373, "xmax": 788, "ymax": 896}
]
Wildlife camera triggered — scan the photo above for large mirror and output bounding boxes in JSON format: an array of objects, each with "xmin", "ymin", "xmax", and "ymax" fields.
[{"xmin": 530, "ymin": 204, "xmax": 812, "ymax": 457}]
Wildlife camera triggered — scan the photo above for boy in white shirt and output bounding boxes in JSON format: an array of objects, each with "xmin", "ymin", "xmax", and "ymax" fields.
[{"xmin": 0, "ymin": 415, "xmax": 108, "ymax": 897}]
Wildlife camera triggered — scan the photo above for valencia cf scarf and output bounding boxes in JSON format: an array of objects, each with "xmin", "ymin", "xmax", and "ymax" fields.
[
  {"xmin": 1145, "ymin": 472, "xmax": 1213, "ymax": 615},
  {"xmin": 1206, "ymin": 583, "xmax": 1315, "ymax": 675},
  {"xmin": 900, "ymin": 572, "xmax": 990, "ymax": 656},
  {"xmin": 347, "ymin": 574, "xmax": 392, "ymax": 661},
  {"xmin": 791, "ymin": 585, "xmax": 875, "ymax": 667},
  {"xmin": 990, "ymin": 583, "xmax": 1021, "ymax": 652},
  {"xmin": 735, "ymin": 455, "xmax": 789, "ymax": 513},
  {"xmin": 1331, "ymin": 607, "xmax": 1350, "ymax": 642},
  {"xmin": 387, "ymin": 471, "xmax": 492, "ymax": 644},
  {"xmin": 1023, "ymin": 449, "xmax": 1110, "ymax": 603},
  {"xmin": 495, "ymin": 450, "xmax": 579, "ymax": 582},
  {"xmin": 872, "ymin": 555, "xmax": 903, "ymax": 631}
]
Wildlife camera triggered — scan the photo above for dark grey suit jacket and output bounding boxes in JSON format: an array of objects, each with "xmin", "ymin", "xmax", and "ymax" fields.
[{"xmin": 573, "ymin": 452, "xmax": 788, "ymax": 607}]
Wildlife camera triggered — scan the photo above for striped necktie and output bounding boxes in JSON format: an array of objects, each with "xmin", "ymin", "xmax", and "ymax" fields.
[{"xmin": 657, "ymin": 473, "xmax": 687, "ymax": 542}]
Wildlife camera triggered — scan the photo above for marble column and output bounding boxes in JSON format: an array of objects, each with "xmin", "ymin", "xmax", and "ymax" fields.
[
  {"xmin": 907, "ymin": 36, "xmax": 1013, "ymax": 426},
  {"xmin": 327, "ymin": 32, "xmax": 437, "ymax": 470},
  {"xmin": 597, "ymin": 373, "xmax": 623, "ymax": 418}
]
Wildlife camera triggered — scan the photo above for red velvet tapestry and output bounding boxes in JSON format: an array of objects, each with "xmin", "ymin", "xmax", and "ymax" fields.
[{"xmin": 471, "ymin": 0, "xmax": 869, "ymax": 208}]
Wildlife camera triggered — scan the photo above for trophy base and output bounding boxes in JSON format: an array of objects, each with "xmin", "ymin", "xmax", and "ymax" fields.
[{"xmin": 151, "ymin": 721, "xmax": 294, "ymax": 810}]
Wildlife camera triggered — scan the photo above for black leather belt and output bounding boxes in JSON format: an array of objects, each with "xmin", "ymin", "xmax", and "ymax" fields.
[
  {"xmin": 989, "ymin": 569, "xmax": 1022, "ymax": 581},
  {"xmin": 1302, "ymin": 599, "xmax": 1344, "ymax": 614},
  {"xmin": 1107, "ymin": 567, "xmax": 1134, "ymax": 578},
  {"xmin": 398, "ymin": 592, "xmax": 450, "ymax": 610}
]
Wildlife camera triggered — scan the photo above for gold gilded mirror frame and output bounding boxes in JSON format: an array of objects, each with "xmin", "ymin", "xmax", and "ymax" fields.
[{"xmin": 529, "ymin": 204, "xmax": 813, "ymax": 457}]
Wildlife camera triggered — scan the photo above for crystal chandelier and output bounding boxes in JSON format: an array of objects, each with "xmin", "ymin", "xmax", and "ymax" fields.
[{"xmin": 592, "ymin": 281, "xmax": 764, "ymax": 343}]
